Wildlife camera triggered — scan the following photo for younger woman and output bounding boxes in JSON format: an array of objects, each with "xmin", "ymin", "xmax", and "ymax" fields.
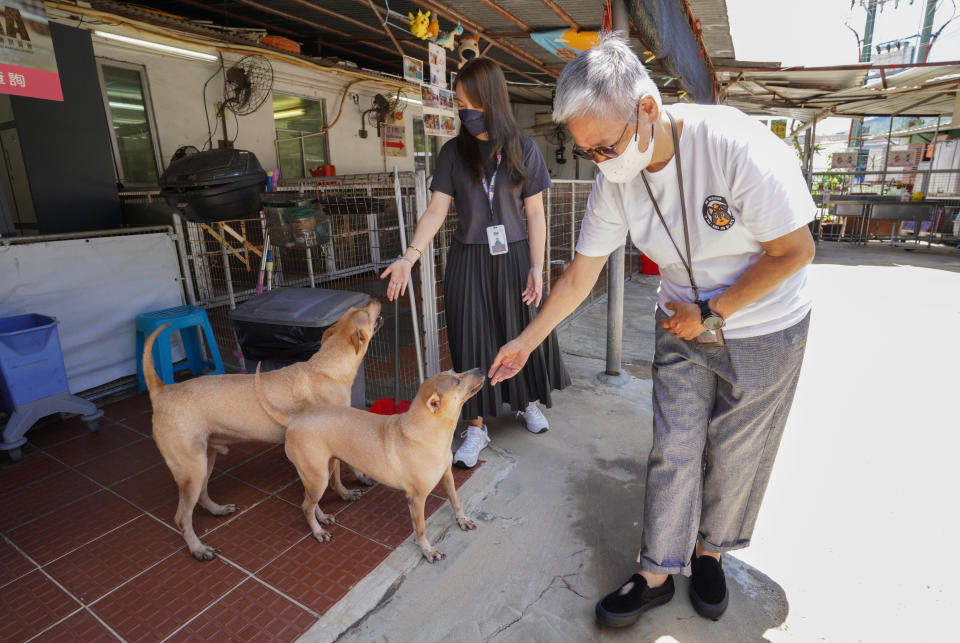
[{"xmin": 381, "ymin": 57, "xmax": 569, "ymax": 467}]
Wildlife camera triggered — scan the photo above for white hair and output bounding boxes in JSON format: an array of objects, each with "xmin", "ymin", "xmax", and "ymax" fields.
[{"xmin": 552, "ymin": 34, "xmax": 662, "ymax": 123}]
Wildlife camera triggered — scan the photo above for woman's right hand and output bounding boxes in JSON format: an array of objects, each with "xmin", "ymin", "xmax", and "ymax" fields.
[{"xmin": 380, "ymin": 258, "xmax": 412, "ymax": 301}]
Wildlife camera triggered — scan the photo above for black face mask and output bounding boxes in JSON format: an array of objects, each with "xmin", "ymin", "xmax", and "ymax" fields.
[{"xmin": 458, "ymin": 109, "xmax": 487, "ymax": 138}]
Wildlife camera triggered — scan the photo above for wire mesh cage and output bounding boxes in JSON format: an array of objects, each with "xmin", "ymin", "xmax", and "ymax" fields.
[
  {"xmin": 169, "ymin": 173, "xmax": 424, "ymax": 405},
  {"xmin": 120, "ymin": 172, "xmax": 645, "ymax": 407}
]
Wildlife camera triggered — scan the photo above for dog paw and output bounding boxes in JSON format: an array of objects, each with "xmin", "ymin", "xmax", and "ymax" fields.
[
  {"xmin": 191, "ymin": 545, "xmax": 219, "ymax": 561},
  {"xmin": 312, "ymin": 529, "xmax": 333, "ymax": 543},
  {"xmin": 457, "ymin": 517, "xmax": 477, "ymax": 531},
  {"xmin": 422, "ymin": 547, "xmax": 446, "ymax": 563},
  {"xmin": 315, "ymin": 508, "xmax": 336, "ymax": 525},
  {"xmin": 357, "ymin": 473, "xmax": 376, "ymax": 486},
  {"xmin": 211, "ymin": 503, "xmax": 238, "ymax": 517},
  {"xmin": 340, "ymin": 488, "xmax": 364, "ymax": 502}
]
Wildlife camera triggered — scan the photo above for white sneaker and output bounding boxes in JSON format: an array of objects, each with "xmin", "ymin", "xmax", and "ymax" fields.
[
  {"xmin": 518, "ymin": 402, "xmax": 549, "ymax": 434},
  {"xmin": 454, "ymin": 424, "xmax": 490, "ymax": 469}
]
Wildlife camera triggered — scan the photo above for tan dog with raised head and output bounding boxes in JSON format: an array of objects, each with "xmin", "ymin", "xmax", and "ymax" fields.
[
  {"xmin": 256, "ymin": 366, "xmax": 484, "ymax": 562},
  {"xmin": 144, "ymin": 299, "xmax": 382, "ymax": 561}
]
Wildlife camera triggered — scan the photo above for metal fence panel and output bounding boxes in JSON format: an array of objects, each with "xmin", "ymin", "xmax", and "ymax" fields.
[{"xmin": 119, "ymin": 174, "xmax": 649, "ymax": 404}]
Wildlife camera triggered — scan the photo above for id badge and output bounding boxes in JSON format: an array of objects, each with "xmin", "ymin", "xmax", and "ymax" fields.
[
  {"xmin": 486, "ymin": 224, "xmax": 508, "ymax": 256},
  {"xmin": 693, "ymin": 329, "xmax": 724, "ymax": 347}
]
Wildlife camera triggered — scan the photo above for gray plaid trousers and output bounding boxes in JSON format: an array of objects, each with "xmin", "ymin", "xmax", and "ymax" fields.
[{"xmin": 638, "ymin": 310, "xmax": 810, "ymax": 574}]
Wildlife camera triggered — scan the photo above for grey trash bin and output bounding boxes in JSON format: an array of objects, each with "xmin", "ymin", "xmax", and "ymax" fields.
[{"xmin": 229, "ymin": 287, "xmax": 370, "ymax": 409}]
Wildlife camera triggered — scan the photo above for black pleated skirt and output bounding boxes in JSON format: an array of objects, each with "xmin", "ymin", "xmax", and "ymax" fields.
[{"xmin": 444, "ymin": 239, "xmax": 571, "ymax": 420}]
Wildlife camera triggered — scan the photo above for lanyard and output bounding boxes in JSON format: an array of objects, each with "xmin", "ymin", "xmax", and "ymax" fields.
[
  {"xmin": 480, "ymin": 152, "xmax": 502, "ymax": 220},
  {"xmin": 639, "ymin": 112, "xmax": 700, "ymax": 302}
]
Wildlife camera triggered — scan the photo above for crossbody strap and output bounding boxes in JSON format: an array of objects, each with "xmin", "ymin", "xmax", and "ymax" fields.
[{"xmin": 640, "ymin": 111, "xmax": 700, "ymax": 302}]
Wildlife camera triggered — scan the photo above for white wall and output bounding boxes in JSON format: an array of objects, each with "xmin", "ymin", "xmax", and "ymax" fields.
[
  {"xmin": 513, "ymin": 104, "xmax": 596, "ymax": 182},
  {"xmin": 89, "ymin": 31, "xmax": 420, "ymax": 179}
]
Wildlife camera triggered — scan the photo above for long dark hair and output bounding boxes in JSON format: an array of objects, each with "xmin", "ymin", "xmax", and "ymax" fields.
[{"xmin": 454, "ymin": 58, "xmax": 527, "ymax": 187}]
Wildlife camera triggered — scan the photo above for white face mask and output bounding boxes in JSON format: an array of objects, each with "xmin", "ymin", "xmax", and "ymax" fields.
[{"xmin": 597, "ymin": 124, "xmax": 655, "ymax": 184}]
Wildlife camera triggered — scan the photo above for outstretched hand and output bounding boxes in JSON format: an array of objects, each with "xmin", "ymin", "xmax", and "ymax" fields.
[
  {"xmin": 379, "ymin": 259, "xmax": 412, "ymax": 302},
  {"xmin": 488, "ymin": 338, "xmax": 531, "ymax": 385}
]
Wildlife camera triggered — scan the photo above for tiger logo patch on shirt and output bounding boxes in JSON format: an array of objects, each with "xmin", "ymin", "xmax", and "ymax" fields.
[{"xmin": 702, "ymin": 195, "xmax": 735, "ymax": 231}]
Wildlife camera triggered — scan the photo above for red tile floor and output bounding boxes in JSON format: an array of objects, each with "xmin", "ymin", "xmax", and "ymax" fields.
[{"xmin": 0, "ymin": 393, "xmax": 478, "ymax": 642}]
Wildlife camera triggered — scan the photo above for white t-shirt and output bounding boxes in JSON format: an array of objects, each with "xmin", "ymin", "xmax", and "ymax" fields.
[{"xmin": 576, "ymin": 103, "xmax": 815, "ymax": 339}]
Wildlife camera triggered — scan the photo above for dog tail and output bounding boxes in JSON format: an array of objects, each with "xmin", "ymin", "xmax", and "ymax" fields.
[
  {"xmin": 255, "ymin": 362, "xmax": 291, "ymax": 426},
  {"xmin": 143, "ymin": 323, "xmax": 171, "ymax": 399}
]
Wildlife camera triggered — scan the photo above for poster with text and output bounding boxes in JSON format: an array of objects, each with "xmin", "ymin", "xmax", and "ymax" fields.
[
  {"xmin": 382, "ymin": 124, "xmax": 406, "ymax": 157},
  {"xmin": 403, "ymin": 55, "xmax": 423, "ymax": 84},
  {"xmin": 428, "ymin": 42, "xmax": 446, "ymax": 88},
  {"xmin": 0, "ymin": 1, "xmax": 63, "ymax": 101}
]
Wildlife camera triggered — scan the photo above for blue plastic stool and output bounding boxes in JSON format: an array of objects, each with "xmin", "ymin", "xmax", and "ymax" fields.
[{"xmin": 136, "ymin": 306, "xmax": 225, "ymax": 392}]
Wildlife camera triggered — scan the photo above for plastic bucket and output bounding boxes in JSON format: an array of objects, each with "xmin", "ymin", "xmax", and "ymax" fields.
[
  {"xmin": 640, "ymin": 254, "xmax": 660, "ymax": 275},
  {"xmin": 368, "ymin": 398, "xmax": 411, "ymax": 415},
  {"xmin": 0, "ymin": 314, "xmax": 70, "ymax": 413}
]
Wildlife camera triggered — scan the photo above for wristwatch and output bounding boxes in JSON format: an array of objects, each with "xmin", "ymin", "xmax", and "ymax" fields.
[{"xmin": 698, "ymin": 300, "xmax": 726, "ymax": 331}]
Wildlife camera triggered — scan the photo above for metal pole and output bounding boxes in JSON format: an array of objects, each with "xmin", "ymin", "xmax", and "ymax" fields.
[
  {"xmin": 305, "ymin": 246, "xmax": 315, "ymax": 287},
  {"xmin": 545, "ymin": 187, "xmax": 552, "ymax": 296},
  {"xmin": 605, "ymin": 0, "xmax": 629, "ymax": 378},
  {"xmin": 218, "ymin": 223, "xmax": 236, "ymax": 309},
  {"xmin": 569, "ymin": 184, "xmax": 576, "ymax": 263},
  {"xmin": 394, "ymin": 168, "xmax": 424, "ymax": 384},
  {"xmin": 414, "ymin": 171, "xmax": 440, "ymax": 376},
  {"xmin": 172, "ymin": 215, "xmax": 197, "ymax": 306},
  {"xmin": 924, "ymin": 115, "xmax": 941, "ymax": 195},
  {"xmin": 880, "ymin": 115, "xmax": 895, "ymax": 197},
  {"xmin": 917, "ymin": 0, "xmax": 938, "ymax": 63}
]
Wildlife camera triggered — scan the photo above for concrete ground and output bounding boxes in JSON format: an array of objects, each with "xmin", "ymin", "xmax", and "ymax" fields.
[{"xmin": 310, "ymin": 242, "xmax": 960, "ymax": 643}]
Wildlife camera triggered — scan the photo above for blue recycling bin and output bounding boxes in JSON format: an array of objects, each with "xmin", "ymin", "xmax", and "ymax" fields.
[
  {"xmin": 0, "ymin": 313, "xmax": 103, "ymax": 461},
  {"xmin": 0, "ymin": 314, "xmax": 69, "ymax": 413}
]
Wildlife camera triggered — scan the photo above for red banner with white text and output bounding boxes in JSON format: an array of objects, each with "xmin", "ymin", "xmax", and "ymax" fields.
[{"xmin": 0, "ymin": 1, "xmax": 63, "ymax": 101}]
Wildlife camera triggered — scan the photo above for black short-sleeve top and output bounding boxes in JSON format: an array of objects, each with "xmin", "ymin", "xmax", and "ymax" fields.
[{"xmin": 429, "ymin": 135, "xmax": 552, "ymax": 245}]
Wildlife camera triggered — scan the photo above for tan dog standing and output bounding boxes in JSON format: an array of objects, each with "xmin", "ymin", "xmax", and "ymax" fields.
[
  {"xmin": 144, "ymin": 299, "xmax": 381, "ymax": 560},
  {"xmin": 256, "ymin": 367, "xmax": 484, "ymax": 562}
]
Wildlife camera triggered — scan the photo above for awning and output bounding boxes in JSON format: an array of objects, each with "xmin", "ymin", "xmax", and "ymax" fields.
[{"xmin": 716, "ymin": 60, "xmax": 960, "ymax": 122}]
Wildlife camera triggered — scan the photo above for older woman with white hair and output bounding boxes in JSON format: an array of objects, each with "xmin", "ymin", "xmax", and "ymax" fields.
[{"xmin": 489, "ymin": 35, "xmax": 816, "ymax": 628}]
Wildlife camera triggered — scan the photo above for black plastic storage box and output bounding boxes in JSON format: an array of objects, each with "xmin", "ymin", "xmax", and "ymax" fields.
[
  {"xmin": 229, "ymin": 288, "xmax": 370, "ymax": 409},
  {"xmin": 160, "ymin": 149, "xmax": 266, "ymax": 222}
]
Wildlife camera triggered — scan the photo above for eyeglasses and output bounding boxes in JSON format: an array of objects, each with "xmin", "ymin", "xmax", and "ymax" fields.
[{"xmin": 572, "ymin": 105, "xmax": 639, "ymax": 162}]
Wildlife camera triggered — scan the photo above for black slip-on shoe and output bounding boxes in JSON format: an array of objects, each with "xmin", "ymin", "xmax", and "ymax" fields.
[
  {"xmin": 595, "ymin": 574, "xmax": 675, "ymax": 628},
  {"xmin": 690, "ymin": 552, "xmax": 729, "ymax": 620}
]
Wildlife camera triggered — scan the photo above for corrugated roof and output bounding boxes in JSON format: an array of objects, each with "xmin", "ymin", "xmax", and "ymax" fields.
[
  {"xmin": 92, "ymin": 0, "xmax": 732, "ymax": 104},
  {"xmin": 717, "ymin": 62, "xmax": 960, "ymax": 120},
  {"xmin": 687, "ymin": 0, "xmax": 735, "ymax": 59}
]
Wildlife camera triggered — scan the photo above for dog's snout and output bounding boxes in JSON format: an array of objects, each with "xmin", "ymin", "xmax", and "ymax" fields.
[{"xmin": 464, "ymin": 368, "xmax": 485, "ymax": 393}]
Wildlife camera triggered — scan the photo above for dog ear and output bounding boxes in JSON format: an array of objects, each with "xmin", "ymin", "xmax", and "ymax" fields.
[
  {"xmin": 427, "ymin": 391, "xmax": 442, "ymax": 414},
  {"xmin": 351, "ymin": 329, "xmax": 368, "ymax": 355},
  {"xmin": 321, "ymin": 325, "xmax": 336, "ymax": 345}
]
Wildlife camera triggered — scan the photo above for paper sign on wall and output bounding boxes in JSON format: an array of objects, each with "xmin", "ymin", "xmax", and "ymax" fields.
[
  {"xmin": 423, "ymin": 112, "xmax": 456, "ymax": 137},
  {"xmin": 382, "ymin": 124, "xmax": 406, "ymax": 157},
  {"xmin": 403, "ymin": 55, "xmax": 423, "ymax": 84},
  {"xmin": 421, "ymin": 83, "xmax": 456, "ymax": 138},
  {"xmin": 428, "ymin": 42, "xmax": 446, "ymax": 88},
  {"xmin": 0, "ymin": 1, "xmax": 63, "ymax": 101},
  {"xmin": 832, "ymin": 150, "xmax": 858, "ymax": 169}
]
